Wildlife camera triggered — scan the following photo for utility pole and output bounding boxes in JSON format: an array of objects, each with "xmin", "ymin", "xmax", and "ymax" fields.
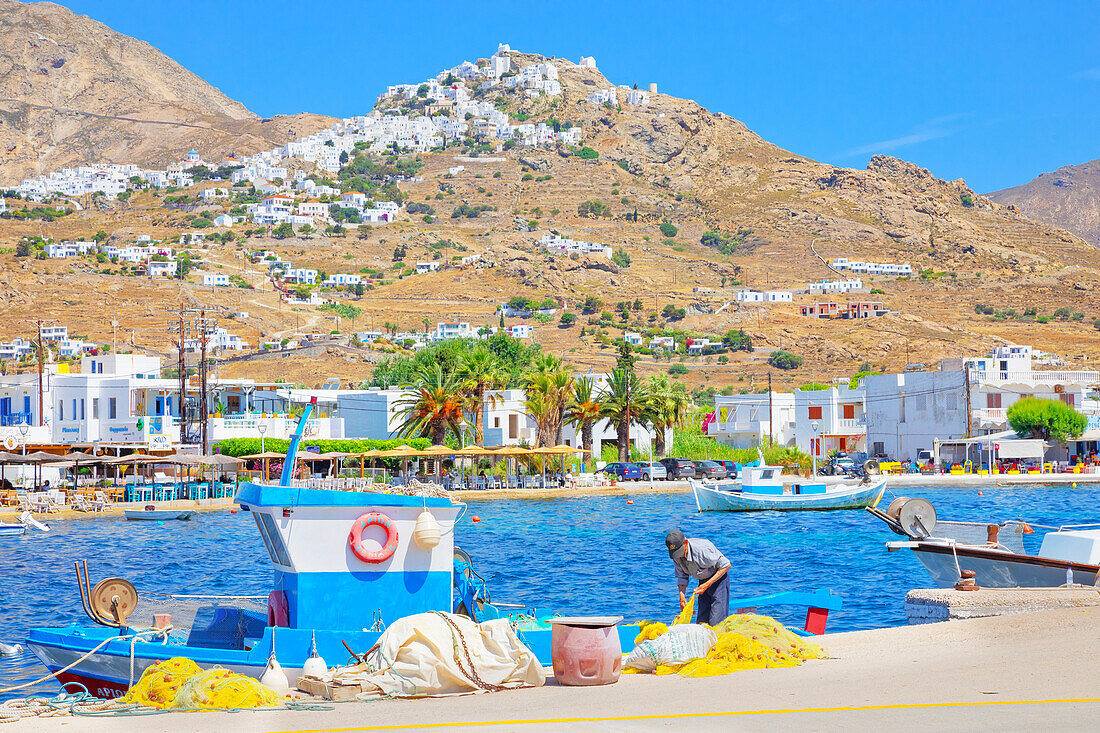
[
  {"xmin": 167, "ymin": 314, "xmax": 191, "ymax": 446},
  {"xmin": 21, "ymin": 319, "xmax": 57, "ymax": 427},
  {"xmin": 964, "ymin": 361, "xmax": 973, "ymax": 438},
  {"xmin": 768, "ymin": 372, "xmax": 773, "ymax": 446},
  {"xmin": 195, "ymin": 310, "xmax": 216, "ymax": 454}
]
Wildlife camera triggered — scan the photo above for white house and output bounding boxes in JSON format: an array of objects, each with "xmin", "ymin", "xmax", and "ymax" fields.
[
  {"xmin": 865, "ymin": 345, "xmax": 1099, "ymax": 462},
  {"xmin": 735, "ymin": 290, "xmax": 765, "ymax": 303},
  {"xmin": 507, "ymin": 324, "xmax": 534, "ymax": 339},
  {"xmin": 623, "ymin": 332, "xmax": 643, "ymax": 346},
  {"xmin": 765, "ymin": 291, "xmax": 793, "ymax": 303},
  {"xmin": 416, "ymin": 262, "xmax": 441, "ymax": 274},
  {"xmin": 147, "ymin": 260, "xmax": 178, "ymax": 278},
  {"xmin": 435, "ymin": 322, "xmax": 473, "ymax": 341},
  {"xmin": 283, "ymin": 268, "xmax": 318, "ymax": 284},
  {"xmin": 793, "ymin": 382, "xmax": 867, "ymax": 458},
  {"xmin": 200, "ymin": 272, "xmax": 231, "ymax": 287},
  {"xmin": 710, "ymin": 392, "xmax": 797, "ymax": 449}
]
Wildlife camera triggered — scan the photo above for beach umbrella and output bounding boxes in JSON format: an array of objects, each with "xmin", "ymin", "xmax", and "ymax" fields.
[
  {"xmin": 417, "ymin": 445, "xmax": 455, "ymax": 482},
  {"xmin": 377, "ymin": 445, "xmax": 418, "ymax": 479}
]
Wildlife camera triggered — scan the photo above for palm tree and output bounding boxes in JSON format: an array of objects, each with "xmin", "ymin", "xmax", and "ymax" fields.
[
  {"xmin": 599, "ymin": 367, "xmax": 640, "ymax": 462},
  {"xmin": 457, "ymin": 345, "xmax": 501, "ymax": 446},
  {"xmin": 565, "ymin": 377, "xmax": 602, "ymax": 455},
  {"xmin": 394, "ymin": 363, "xmax": 468, "ymax": 445},
  {"xmin": 525, "ymin": 358, "xmax": 573, "ymax": 446},
  {"xmin": 642, "ymin": 374, "xmax": 688, "ymax": 458}
]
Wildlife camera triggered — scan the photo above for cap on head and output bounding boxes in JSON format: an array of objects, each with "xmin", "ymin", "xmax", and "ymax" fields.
[{"xmin": 665, "ymin": 529, "xmax": 687, "ymax": 558}]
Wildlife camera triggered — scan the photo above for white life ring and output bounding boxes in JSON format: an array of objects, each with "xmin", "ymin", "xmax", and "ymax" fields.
[{"xmin": 4, "ymin": 436, "xmax": 17, "ymax": 451}]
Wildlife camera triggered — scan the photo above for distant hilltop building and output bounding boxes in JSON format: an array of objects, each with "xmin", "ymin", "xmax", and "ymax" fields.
[{"xmin": 579, "ymin": 56, "xmax": 596, "ymax": 68}]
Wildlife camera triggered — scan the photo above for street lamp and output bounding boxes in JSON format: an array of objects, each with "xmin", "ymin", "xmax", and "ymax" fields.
[
  {"xmin": 257, "ymin": 423, "xmax": 267, "ymax": 454},
  {"xmin": 810, "ymin": 421, "xmax": 821, "ymax": 477},
  {"xmin": 18, "ymin": 423, "xmax": 29, "ymax": 457}
]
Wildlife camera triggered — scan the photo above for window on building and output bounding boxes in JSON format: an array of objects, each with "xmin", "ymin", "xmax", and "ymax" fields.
[
  {"xmin": 873, "ymin": 441, "xmax": 885, "ymax": 455},
  {"xmin": 987, "ymin": 393, "xmax": 1002, "ymax": 409},
  {"xmin": 80, "ymin": 399, "xmax": 85, "ymax": 420},
  {"xmin": 494, "ymin": 417, "xmax": 500, "ymax": 429},
  {"xmin": 808, "ymin": 406, "xmax": 822, "ymax": 420},
  {"xmin": 59, "ymin": 401, "xmax": 64, "ymax": 421},
  {"xmin": 72, "ymin": 399, "xmax": 77, "ymax": 421},
  {"xmin": 1061, "ymin": 393, "xmax": 1075, "ymax": 407},
  {"xmin": 92, "ymin": 399, "xmax": 99, "ymax": 419},
  {"xmin": 108, "ymin": 398, "xmax": 117, "ymax": 419},
  {"xmin": 842, "ymin": 404, "xmax": 855, "ymax": 420},
  {"xmin": 899, "ymin": 393, "xmax": 906, "ymax": 423}
]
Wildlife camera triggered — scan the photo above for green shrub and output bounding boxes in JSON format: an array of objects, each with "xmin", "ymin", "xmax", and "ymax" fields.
[
  {"xmin": 767, "ymin": 350, "xmax": 803, "ymax": 370},
  {"xmin": 659, "ymin": 222, "xmax": 678, "ymax": 238}
]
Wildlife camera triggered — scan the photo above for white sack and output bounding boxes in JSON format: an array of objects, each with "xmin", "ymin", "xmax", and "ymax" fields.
[{"xmin": 623, "ymin": 624, "xmax": 717, "ymax": 672}]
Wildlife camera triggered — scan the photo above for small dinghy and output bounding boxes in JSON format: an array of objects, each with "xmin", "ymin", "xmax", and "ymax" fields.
[
  {"xmin": 0, "ymin": 523, "xmax": 26, "ymax": 537},
  {"xmin": 123, "ymin": 505, "xmax": 195, "ymax": 521}
]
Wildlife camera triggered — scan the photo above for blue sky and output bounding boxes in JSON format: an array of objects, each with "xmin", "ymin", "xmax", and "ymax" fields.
[{"xmin": 57, "ymin": 0, "xmax": 1100, "ymax": 192}]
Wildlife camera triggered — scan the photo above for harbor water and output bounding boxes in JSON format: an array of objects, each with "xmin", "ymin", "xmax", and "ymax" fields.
[{"xmin": 1, "ymin": 484, "xmax": 1097, "ymax": 699}]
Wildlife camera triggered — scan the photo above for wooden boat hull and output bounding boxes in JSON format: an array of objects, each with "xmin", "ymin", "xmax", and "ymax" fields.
[
  {"xmin": 889, "ymin": 540, "xmax": 1100, "ymax": 588},
  {"xmin": 690, "ymin": 478, "xmax": 887, "ymax": 512},
  {"xmin": 123, "ymin": 510, "xmax": 195, "ymax": 521}
]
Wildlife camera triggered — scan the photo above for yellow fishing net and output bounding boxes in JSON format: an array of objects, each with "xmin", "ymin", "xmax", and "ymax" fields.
[
  {"xmin": 120, "ymin": 657, "xmax": 202, "ymax": 708},
  {"xmin": 628, "ymin": 592, "xmax": 825, "ymax": 677},
  {"xmin": 171, "ymin": 668, "xmax": 283, "ymax": 710},
  {"xmin": 119, "ymin": 658, "xmax": 283, "ymax": 710}
]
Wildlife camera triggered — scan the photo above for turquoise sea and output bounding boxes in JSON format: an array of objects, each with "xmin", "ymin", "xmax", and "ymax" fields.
[{"xmin": 1, "ymin": 484, "xmax": 1097, "ymax": 699}]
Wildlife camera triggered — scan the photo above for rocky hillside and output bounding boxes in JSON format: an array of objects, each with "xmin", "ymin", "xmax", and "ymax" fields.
[
  {"xmin": 0, "ymin": 0, "xmax": 335, "ymax": 184},
  {"xmin": 988, "ymin": 160, "xmax": 1100, "ymax": 246}
]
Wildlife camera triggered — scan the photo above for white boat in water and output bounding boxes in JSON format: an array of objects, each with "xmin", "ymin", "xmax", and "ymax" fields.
[
  {"xmin": 123, "ymin": 506, "xmax": 195, "ymax": 521},
  {"xmin": 870, "ymin": 497, "xmax": 1100, "ymax": 588},
  {"xmin": 689, "ymin": 453, "xmax": 887, "ymax": 512}
]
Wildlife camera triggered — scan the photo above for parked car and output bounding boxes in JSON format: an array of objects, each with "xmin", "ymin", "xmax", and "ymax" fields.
[
  {"xmin": 820, "ymin": 454, "xmax": 856, "ymax": 476},
  {"xmin": 714, "ymin": 460, "xmax": 739, "ymax": 478},
  {"xmin": 659, "ymin": 458, "xmax": 696, "ymax": 480},
  {"xmin": 599, "ymin": 462, "xmax": 643, "ymax": 481},
  {"xmin": 636, "ymin": 461, "xmax": 668, "ymax": 480},
  {"xmin": 694, "ymin": 460, "xmax": 727, "ymax": 480}
]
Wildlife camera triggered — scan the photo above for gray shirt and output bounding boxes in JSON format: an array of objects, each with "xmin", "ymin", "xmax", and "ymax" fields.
[{"xmin": 673, "ymin": 538, "xmax": 731, "ymax": 585}]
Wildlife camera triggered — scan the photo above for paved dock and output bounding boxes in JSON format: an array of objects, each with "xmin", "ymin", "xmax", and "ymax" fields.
[
  {"xmin": 15, "ymin": 607, "xmax": 1100, "ymax": 731},
  {"xmin": 906, "ymin": 586, "xmax": 1100, "ymax": 623}
]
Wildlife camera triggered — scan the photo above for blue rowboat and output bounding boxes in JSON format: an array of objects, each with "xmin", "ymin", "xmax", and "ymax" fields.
[
  {"xmin": 123, "ymin": 507, "xmax": 195, "ymax": 521},
  {"xmin": 689, "ymin": 460, "xmax": 887, "ymax": 512}
]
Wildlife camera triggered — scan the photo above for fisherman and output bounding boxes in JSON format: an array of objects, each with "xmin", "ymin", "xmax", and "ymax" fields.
[{"xmin": 665, "ymin": 529, "xmax": 731, "ymax": 625}]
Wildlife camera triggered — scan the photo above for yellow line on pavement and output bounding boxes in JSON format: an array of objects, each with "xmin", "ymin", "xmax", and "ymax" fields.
[{"xmin": 269, "ymin": 697, "xmax": 1100, "ymax": 732}]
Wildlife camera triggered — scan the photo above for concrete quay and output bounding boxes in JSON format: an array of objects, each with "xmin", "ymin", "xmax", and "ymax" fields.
[
  {"xmin": 906, "ymin": 586, "xmax": 1100, "ymax": 624},
  {"xmin": 16, "ymin": 607, "xmax": 1100, "ymax": 732}
]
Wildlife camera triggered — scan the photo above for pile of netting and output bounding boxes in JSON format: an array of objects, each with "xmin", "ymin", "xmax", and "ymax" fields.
[
  {"xmin": 624, "ymin": 593, "xmax": 826, "ymax": 677},
  {"xmin": 121, "ymin": 657, "xmax": 282, "ymax": 710}
]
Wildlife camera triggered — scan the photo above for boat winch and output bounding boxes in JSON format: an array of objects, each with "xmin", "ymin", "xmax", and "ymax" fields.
[
  {"xmin": 869, "ymin": 496, "xmax": 938, "ymax": 538},
  {"xmin": 75, "ymin": 560, "xmax": 138, "ymax": 628}
]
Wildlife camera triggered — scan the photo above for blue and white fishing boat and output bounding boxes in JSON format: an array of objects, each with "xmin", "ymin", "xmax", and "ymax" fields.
[
  {"xmin": 689, "ymin": 453, "xmax": 887, "ymax": 512},
  {"xmin": 23, "ymin": 398, "xmax": 638, "ymax": 698}
]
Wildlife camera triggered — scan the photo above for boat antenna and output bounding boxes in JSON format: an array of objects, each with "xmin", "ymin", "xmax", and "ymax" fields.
[{"xmin": 279, "ymin": 396, "xmax": 318, "ymax": 487}]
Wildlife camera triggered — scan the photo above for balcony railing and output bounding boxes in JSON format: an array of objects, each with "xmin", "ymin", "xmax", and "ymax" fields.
[
  {"xmin": 971, "ymin": 370, "xmax": 1099, "ymax": 384},
  {"xmin": 972, "ymin": 407, "xmax": 1007, "ymax": 423},
  {"xmin": 0, "ymin": 412, "xmax": 32, "ymax": 427}
]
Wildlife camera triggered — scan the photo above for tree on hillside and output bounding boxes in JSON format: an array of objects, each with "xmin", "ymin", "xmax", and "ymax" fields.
[
  {"xmin": 1007, "ymin": 397, "xmax": 1087, "ymax": 442},
  {"xmin": 272, "ymin": 222, "xmax": 294, "ymax": 238},
  {"xmin": 722, "ymin": 329, "xmax": 753, "ymax": 352},
  {"xmin": 768, "ymin": 350, "xmax": 803, "ymax": 370},
  {"xmin": 659, "ymin": 222, "xmax": 678, "ymax": 238}
]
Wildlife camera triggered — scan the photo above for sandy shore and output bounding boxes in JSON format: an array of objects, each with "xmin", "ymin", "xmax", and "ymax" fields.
[
  {"xmin": 13, "ymin": 607, "xmax": 1100, "ymax": 731},
  {"xmin": 4, "ymin": 470, "xmax": 1094, "ymax": 522},
  {"xmin": 0, "ymin": 497, "xmax": 235, "ymax": 523}
]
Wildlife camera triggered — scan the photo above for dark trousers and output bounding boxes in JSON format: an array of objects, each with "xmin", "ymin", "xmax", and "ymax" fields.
[{"xmin": 696, "ymin": 571, "xmax": 730, "ymax": 626}]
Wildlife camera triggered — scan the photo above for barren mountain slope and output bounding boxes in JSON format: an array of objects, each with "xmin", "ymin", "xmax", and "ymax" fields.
[
  {"xmin": 0, "ymin": 0, "xmax": 335, "ymax": 183},
  {"xmin": 988, "ymin": 160, "xmax": 1100, "ymax": 246}
]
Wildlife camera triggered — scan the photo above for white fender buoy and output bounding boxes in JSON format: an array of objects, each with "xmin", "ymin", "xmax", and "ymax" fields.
[
  {"xmin": 301, "ymin": 632, "xmax": 327, "ymax": 679},
  {"xmin": 260, "ymin": 651, "xmax": 290, "ymax": 694},
  {"xmin": 413, "ymin": 510, "xmax": 441, "ymax": 549}
]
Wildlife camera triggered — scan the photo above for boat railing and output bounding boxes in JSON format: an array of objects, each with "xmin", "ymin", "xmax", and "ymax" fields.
[{"xmin": 287, "ymin": 477, "xmax": 378, "ymax": 492}]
